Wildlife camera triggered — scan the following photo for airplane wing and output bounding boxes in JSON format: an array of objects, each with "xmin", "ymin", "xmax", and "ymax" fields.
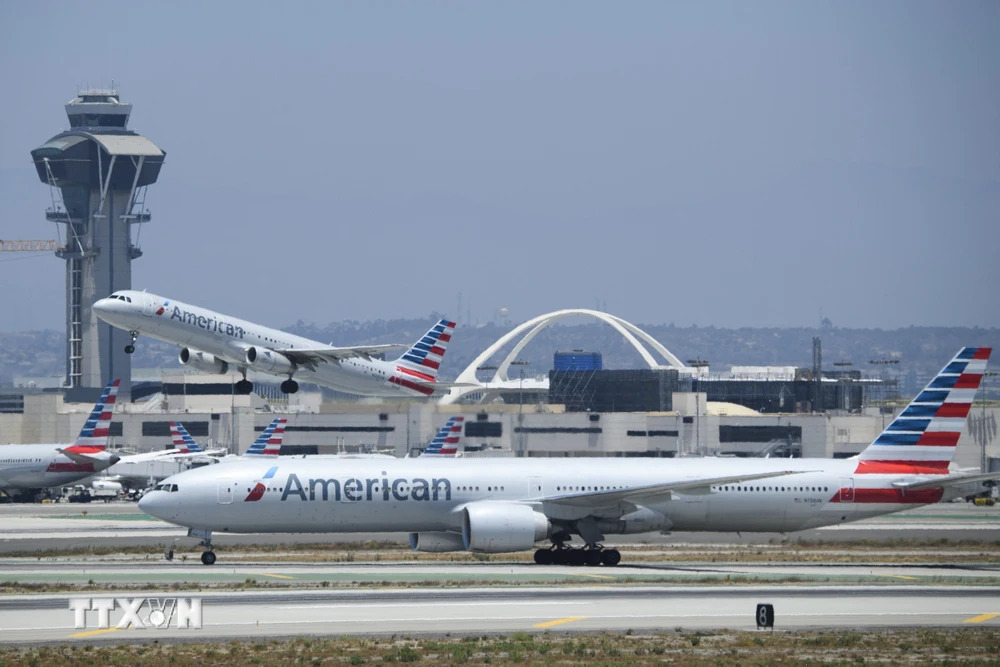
[
  {"xmin": 56, "ymin": 448, "xmax": 112, "ymax": 465},
  {"xmin": 892, "ymin": 472, "xmax": 1000, "ymax": 492},
  {"xmin": 278, "ymin": 344, "xmax": 409, "ymax": 369},
  {"xmin": 538, "ymin": 469, "xmax": 816, "ymax": 509},
  {"xmin": 118, "ymin": 449, "xmax": 183, "ymax": 464}
]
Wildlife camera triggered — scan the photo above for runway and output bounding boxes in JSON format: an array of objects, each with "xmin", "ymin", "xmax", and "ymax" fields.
[
  {"xmin": 1, "ymin": 501, "xmax": 998, "ymax": 553},
  {"xmin": 0, "ymin": 585, "xmax": 998, "ymax": 643}
]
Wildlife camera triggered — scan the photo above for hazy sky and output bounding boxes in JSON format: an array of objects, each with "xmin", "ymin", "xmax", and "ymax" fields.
[{"xmin": 1, "ymin": 1, "xmax": 998, "ymax": 332}]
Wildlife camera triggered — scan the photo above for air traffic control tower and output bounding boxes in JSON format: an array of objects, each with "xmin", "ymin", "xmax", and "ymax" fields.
[{"xmin": 31, "ymin": 88, "xmax": 165, "ymax": 398}]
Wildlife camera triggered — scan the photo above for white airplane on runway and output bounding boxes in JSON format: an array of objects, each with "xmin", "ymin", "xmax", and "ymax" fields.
[
  {"xmin": 139, "ymin": 347, "xmax": 996, "ymax": 567},
  {"xmin": 0, "ymin": 380, "xmax": 176, "ymax": 502},
  {"xmin": 93, "ymin": 291, "xmax": 458, "ymax": 397},
  {"xmin": 168, "ymin": 422, "xmax": 228, "ymax": 459}
]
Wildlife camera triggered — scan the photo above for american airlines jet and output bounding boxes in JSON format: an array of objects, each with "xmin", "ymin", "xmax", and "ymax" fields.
[
  {"xmin": 93, "ymin": 291, "xmax": 457, "ymax": 396},
  {"xmin": 0, "ymin": 381, "xmax": 172, "ymax": 501},
  {"xmin": 139, "ymin": 348, "xmax": 995, "ymax": 567}
]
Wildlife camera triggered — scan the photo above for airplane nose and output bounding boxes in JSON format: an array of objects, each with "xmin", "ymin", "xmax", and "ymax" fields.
[
  {"xmin": 138, "ymin": 492, "xmax": 163, "ymax": 518},
  {"xmin": 93, "ymin": 298, "xmax": 115, "ymax": 317}
]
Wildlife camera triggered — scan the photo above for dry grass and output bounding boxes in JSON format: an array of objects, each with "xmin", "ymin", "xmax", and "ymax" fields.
[{"xmin": 2, "ymin": 628, "xmax": 1000, "ymax": 665}]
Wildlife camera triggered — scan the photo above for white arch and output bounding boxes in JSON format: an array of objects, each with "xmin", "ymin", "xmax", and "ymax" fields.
[{"xmin": 442, "ymin": 309, "xmax": 689, "ymax": 405}]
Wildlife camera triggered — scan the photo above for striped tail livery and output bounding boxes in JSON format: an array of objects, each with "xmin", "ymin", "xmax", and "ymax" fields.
[
  {"xmin": 70, "ymin": 379, "xmax": 120, "ymax": 451},
  {"xmin": 169, "ymin": 422, "xmax": 205, "ymax": 455},
  {"xmin": 245, "ymin": 418, "xmax": 287, "ymax": 457},
  {"xmin": 856, "ymin": 346, "xmax": 992, "ymax": 473},
  {"xmin": 390, "ymin": 319, "xmax": 456, "ymax": 397},
  {"xmin": 421, "ymin": 416, "xmax": 465, "ymax": 457}
]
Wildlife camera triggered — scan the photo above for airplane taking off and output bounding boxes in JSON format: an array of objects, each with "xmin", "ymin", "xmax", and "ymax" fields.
[
  {"xmin": 93, "ymin": 291, "xmax": 457, "ymax": 397},
  {"xmin": 0, "ymin": 380, "xmax": 174, "ymax": 501},
  {"xmin": 140, "ymin": 348, "xmax": 995, "ymax": 567}
]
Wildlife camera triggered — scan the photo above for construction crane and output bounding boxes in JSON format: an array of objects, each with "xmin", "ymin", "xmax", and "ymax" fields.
[{"xmin": 0, "ymin": 239, "xmax": 64, "ymax": 252}]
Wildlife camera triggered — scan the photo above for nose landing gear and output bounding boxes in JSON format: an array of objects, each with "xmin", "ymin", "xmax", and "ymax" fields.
[
  {"xmin": 124, "ymin": 331, "xmax": 138, "ymax": 354},
  {"xmin": 187, "ymin": 528, "xmax": 217, "ymax": 566}
]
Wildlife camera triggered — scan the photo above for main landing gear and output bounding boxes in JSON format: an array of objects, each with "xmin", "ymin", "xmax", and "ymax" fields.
[
  {"xmin": 280, "ymin": 379, "xmax": 299, "ymax": 394},
  {"xmin": 533, "ymin": 545, "xmax": 621, "ymax": 567},
  {"xmin": 124, "ymin": 330, "xmax": 138, "ymax": 354}
]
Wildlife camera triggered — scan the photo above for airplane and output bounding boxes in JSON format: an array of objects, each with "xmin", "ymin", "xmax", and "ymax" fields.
[
  {"xmin": 139, "ymin": 348, "xmax": 994, "ymax": 567},
  {"xmin": 93, "ymin": 291, "xmax": 458, "ymax": 397},
  {"xmin": 167, "ymin": 422, "xmax": 228, "ymax": 459},
  {"xmin": 0, "ymin": 380, "xmax": 176, "ymax": 502},
  {"xmin": 420, "ymin": 416, "xmax": 465, "ymax": 457}
]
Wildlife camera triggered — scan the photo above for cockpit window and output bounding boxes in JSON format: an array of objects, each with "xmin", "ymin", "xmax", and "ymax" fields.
[
  {"xmin": 170, "ymin": 484, "xmax": 179, "ymax": 492},
  {"xmin": 154, "ymin": 483, "xmax": 166, "ymax": 491}
]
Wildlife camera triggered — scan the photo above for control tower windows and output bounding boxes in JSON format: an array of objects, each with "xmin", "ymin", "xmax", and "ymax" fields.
[{"xmin": 68, "ymin": 113, "xmax": 128, "ymax": 129}]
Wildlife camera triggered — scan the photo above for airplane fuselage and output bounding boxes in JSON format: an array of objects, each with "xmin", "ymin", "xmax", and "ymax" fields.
[
  {"xmin": 139, "ymin": 456, "xmax": 947, "ymax": 536},
  {"xmin": 0, "ymin": 444, "xmax": 115, "ymax": 490},
  {"xmin": 94, "ymin": 291, "xmax": 427, "ymax": 397}
]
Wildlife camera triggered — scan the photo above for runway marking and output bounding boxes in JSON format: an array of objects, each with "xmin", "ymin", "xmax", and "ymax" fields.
[
  {"xmin": 534, "ymin": 616, "xmax": 587, "ymax": 628},
  {"xmin": 256, "ymin": 573, "xmax": 295, "ymax": 579},
  {"xmin": 885, "ymin": 575, "xmax": 919, "ymax": 581},
  {"xmin": 69, "ymin": 627, "xmax": 120, "ymax": 638},
  {"xmin": 963, "ymin": 613, "xmax": 1000, "ymax": 624}
]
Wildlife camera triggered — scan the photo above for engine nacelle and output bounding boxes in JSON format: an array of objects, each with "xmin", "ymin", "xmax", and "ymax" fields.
[
  {"xmin": 408, "ymin": 531, "xmax": 466, "ymax": 553},
  {"xmin": 595, "ymin": 507, "xmax": 671, "ymax": 535},
  {"xmin": 245, "ymin": 346, "xmax": 296, "ymax": 375},
  {"xmin": 462, "ymin": 502, "xmax": 550, "ymax": 554},
  {"xmin": 179, "ymin": 348, "xmax": 229, "ymax": 374}
]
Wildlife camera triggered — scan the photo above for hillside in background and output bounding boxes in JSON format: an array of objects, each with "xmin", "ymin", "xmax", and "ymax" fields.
[{"xmin": 2, "ymin": 319, "xmax": 996, "ymax": 394}]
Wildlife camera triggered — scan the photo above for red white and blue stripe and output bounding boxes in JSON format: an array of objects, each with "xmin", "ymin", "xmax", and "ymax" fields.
[
  {"xmin": 390, "ymin": 319, "xmax": 456, "ymax": 396},
  {"xmin": 245, "ymin": 417, "xmax": 287, "ymax": 457},
  {"xmin": 169, "ymin": 422, "xmax": 204, "ymax": 454},
  {"xmin": 421, "ymin": 416, "xmax": 464, "ymax": 457},
  {"xmin": 71, "ymin": 379, "xmax": 120, "ymax": 449},
  {"xmin": 857, "ymin": 347, "xmax": 991, "ymax": 472}
]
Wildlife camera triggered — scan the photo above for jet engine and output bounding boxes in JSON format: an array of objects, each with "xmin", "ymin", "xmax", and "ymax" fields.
[
  {"xmin": 179, "ymin": 348, "xmax": 229, "ymax": 374},
  {"xmin": 408, "ymin": 531, "xmax": 466, "ymax": 553},
  {"xmin": 245, "ymin": 347, "xmax": 296, "ymax": 375},
  {"xmin": 462, "ymin": 502, "xmax": 550, "ymax": 553},
  {"xmin": 595, "ymin": 507, "xmax": 670, "ymax": 535}
]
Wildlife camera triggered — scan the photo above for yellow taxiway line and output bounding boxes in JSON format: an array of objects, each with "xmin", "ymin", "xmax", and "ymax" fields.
[{"xmin": 534, "ymin": 616, "xmax": 587, "ymax": 628}]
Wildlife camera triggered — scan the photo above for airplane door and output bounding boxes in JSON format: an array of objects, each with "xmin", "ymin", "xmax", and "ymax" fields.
[
  {"xmin": 141, "ymin": 293, "xmax": 155, "ymax": 317},
  {"xmin": 528, "ymin": 476, "xmax": 544, "ymax": 498},
  {"xmin": 839, "ymin": 478, "xmax": 855, "ymax": 503},
  {"xmin": 217, "ymin": 480, "xmax": 234, "ymax": 504}
]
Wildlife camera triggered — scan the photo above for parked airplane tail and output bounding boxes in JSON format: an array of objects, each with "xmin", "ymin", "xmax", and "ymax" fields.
[
  {"xmin": 392, "ymin": 319, "xmax": 456, "ymax": 393},
  {"xmin": 856, "ymin": 347, "xmax": 992, "ymax": 471},
  {"xmin": 421, "ymin": 416, "xmax": 465, "ymax": 457},
  {"xmin": 70, "ymin": 379, "xmax": 120, "ymax": 450},
  {"xmin": 245, "ymin": 418, "xmax": 287, "ymax": 457},
  {"xmin": 169, "ymin": 422, "xmax": 204, "ymax": 454}
]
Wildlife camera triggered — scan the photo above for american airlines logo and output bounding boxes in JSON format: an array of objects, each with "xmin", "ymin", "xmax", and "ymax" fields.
[
  {"xmin": 269, "ymin": 473, "xmax": 453, "ymax": 503},
  {"xmin": 168, "ymin": 306, "xmax": 246, "ymax": 339}
]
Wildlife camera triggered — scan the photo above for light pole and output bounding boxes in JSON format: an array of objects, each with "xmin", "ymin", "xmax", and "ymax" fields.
[
  {"xmin": 511, "ymin": 360, "xmax": 531, "ymax": 457},
  {"xmin": 686, "ymin": 360, "xmax": 710, "ymax": 455},
  {"xmin": 868, "ymin": 359, "xmax": 900, "ymax": 429}
]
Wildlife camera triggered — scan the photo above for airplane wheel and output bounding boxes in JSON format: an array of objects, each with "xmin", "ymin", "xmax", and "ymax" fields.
[
  {"xmin": 124, "ymin": 345, "xmax": 135, "ymax": 354},
  {"xmin": 568, "ymin": 550, "xmax": 586, "ymax": 567},
  {"xmin": 551, "ymin": 549, "xmax": 567, "ymax": 566},
  {"xmin": 236, "ymin": 380, "xmax": 253, "ymax": 394},
  {"xmin": 600, "ymin": 549, "xmax": 621, "ymax": 567},
  {"xmin": 164, "ymin": 548, "xmax": 174, "ymax": 561},
  {"xmin": 534, "ymin": 549, "xmax": 553, "ymax": 565},
  {"xmin": 585, "ymin": 550, "xmax": 603, "ymax": 567},
  {"xmin": 201, "ymin": 551, "xmax": 217, "ymax": 566},
  {"xmin": 281, "ymin": 379, "xmax": 299, "ymax": 394}
]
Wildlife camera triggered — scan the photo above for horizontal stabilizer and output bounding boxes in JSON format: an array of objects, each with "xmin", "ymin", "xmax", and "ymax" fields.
[{"xmin": 891, "ymin": 472, "xmax": 1000, "ymax": 492}]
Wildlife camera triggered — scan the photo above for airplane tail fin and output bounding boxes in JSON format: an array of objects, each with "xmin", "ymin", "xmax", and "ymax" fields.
[
  {"xmin": 245, "ymin": 418, "xmax": 287, "ymax": 457},
  {"xmin": 856, "ymin": 347, "xmax": 991, "ymax": 471},
  {"xmin": 393, "ymin": 319, "xmax": 456, "ymax": 388},
  {"xmin": 70, "ymin": 379, "xmax": 120, "ymax": 450},
  {"xmin": 421, "ymin": 416, "xmax": 464, "ymax": 457},
  {"xmin": 169, "ymin": 422, "xmax": 204, "ymax": 454}
]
